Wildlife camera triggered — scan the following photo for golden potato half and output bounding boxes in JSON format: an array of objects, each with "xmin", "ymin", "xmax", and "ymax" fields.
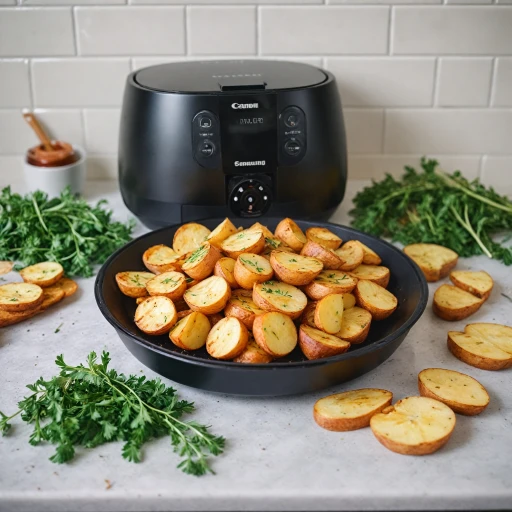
[
  {"xmin": 336, "ymin": 241, "xmax": 364, "ymax": 272},
  {"xmin": 348, "ymin": 264, "xmax": 390, "ymax": 288},
  {"xmin": 299, "ymin": 324, "xmax": 351, "ymax": 360},
  {"xmin": 0, "ymin": 282, "xmax": 44, "ymax": 312},
  {"xmin": 173, "ymin": 222, "xmax": 211, "ymax": 255},
  {"xmin": 169, "ymin": 311, "xmax": 211, "ymax": 350},
  {"xmin": 221, "ymin": 229, "xmax": 265, "ymax": 259},
  {"xmin": 207, "ymin": 218, "xmax": 238, "ymax": 248},
  {"xmin": 433, "ymin": 284, "xmax": 484, "ymax": 321},
  {"xmin": 274, "ymin": 218, "xmax": 307, "ymax": 252},
  {"xmin": 305, "ymin": 227, "xmax": 342, "ymax": 250},
  {"xmin": 233, "ymin": 336, "xmax": 273, "ymax": 364},
  {"xmin": 116, "ymin": 271, "xmax": 155, "ymax": 298},
  {"xmin": 304, "ymin": 269, "xmax": 357, "ymax": 300},
  {"xmin": 184, "ymin": 275, "xmax": 231, "ymax": 315},
  {"xmin": 213, "ymin": 257, "xmax": 238, "ymax": 288},
  {"xmin": 301, "ymin": 240, "xmax": 343, "ymax": 270},
  {"xmin": 336, "ymin": 306, "xmax": 372, "ymax": 344},
  {"xmin": 449, "ymin": 270, "xmax": 493, "ymax": 301},
  {"xmin": 20, "ymin": 261, "xmax": 64, "ymax": 288},
  {"xmin": 404, "ymin": 243, "xmax": 458, "ymax": 282},
  {"xmin": 134, "ymin": 296, "xmax": 178, "ymax": 335},
  {"xmin": 270, "ymin": 251, "xmax": 323, "ymax": 286},
  {"xmin": 253, "ymin": 311, "xmax": 298, "ymax": 357},
  {"xmin": 143, "ymin": 244, "xmax": 182, "ymax": 274},
  {"xmin": 234, "ymin": 253, "xmax": 273, "ymax": 289},
  {"xmin": 355, "ymin": 280, "xmax": 397, "ymax": 321},
  {"xmin": 253, "ymin": 280, "xmax": 307, "ymax": 319},
  {"xmin": 146, "ymin": 271, "xmax": 187, "ymax": 301},
  {"xmin": 206, "ymin": 316, "xmax": 248, "ymax": 360},
  {"xmin": 224, "ymin": 288, "xmax": 266, "ymax": 330},
  {"xmin": 181, "ymin": 242, "xmax": 221, "ymax": 281},
  {"xmin": 314, "ymin": 293, "xmax": 344, "ymax": 334}
]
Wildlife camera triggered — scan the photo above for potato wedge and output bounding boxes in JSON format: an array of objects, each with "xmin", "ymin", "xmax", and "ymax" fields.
[
  {"xmin": 169, "ymin": 311, "xmax": 210, "ymax": 350},
  {"xmin": 115, "ymin": 271, "xmax": 155, "ymax": 298},
  {"xmin": 221, "ymin": 229, "xmax": 265, "ymax": 259},
  {"xmin": 0, "ymin": 283, "xmax": 43, "ymax": 312},
  {"xmin": 142, "ymin": 244, "xmax": 182, "ymax": 274},
  {"xmin": 348, "ymin": 264, "xmax": 390, "ymax": 288},
  {"xmin": 253, "ymin": 312, "xmax": 298, "ymax": 357},
  {"xmin": 314, "ymin": 294, "xmax": 344, "ymax": 334},
  {"xmin": 184, "ymin": 275, "xmax": 231, "ymax": 315},
  {"xmin": 433, "ymin": 284, "xmax": 484, "ymax": 321},
  {"xmin": 370, "ymin": 396, "xmax": 456, "ymax": 455},
  {"xmin": 261, "ymin": 235, "xmax": 295, "ymax": 259},
  {"xmin": 305, "ymin": 227, "xmax": 342, "ymax": 250},
  {"xmin": 146, "ymin": 271, "xmax": 187, "ymax": 301},
  {"xmin": 0, "ymin": 261, "xmax": 14, "ymax": 275},
  {"xmin": 301, "ymin": 301, "xmax": 317, "ymax": 328},
  {"xmin": 173, "ymin": 222, "xmax": 211, "ymax": 255},
  {"xmin": 299, "ymin": 324, "xmax": 351, "ymax": 360},
  {"xmin": 233, "ymin": 336, "xmax": 273, "ymax": 364},
  {"xmin": 20, "ymin": 262, "xmax": 64, "ymax": 288},
  {"xmin": 404, "ymin": 243, "xmax": 458, "ymax": 282},
  {"xmin": 208, "ymin": 313, "xmax": 224, "ymax": 327},
  {"xmin": 247, "ymin": 222, "xmax": 274, "ymax": 239},
  {"xmin": 336, "ymin": 241, "xmax": 364, "ymax": 272},
  {"xmin": 358, "ymin": 241, "xmax": 382, "ymax": 265},
  {"xmin": 136, "ymin": 296, "xmax": 148, "ymax": 305},
  {"xmin": 206, "ymin": 316, "xmax": 248, "ymax": 360},
  {"xmin": 0, "ymin": 306, "xmax": 42, "ymax": 327},
  {"xmin": 354, "ymin": 280, "xmax": 397, "ymax": 321},
  {"xmin": 301, "ymin": 240, "xmax": 343, "ymax": 270},
  {"xmin": 336, "ymin": 306, "xmax": 372, "ymax": 344},
  {"xmin": 177, "ymin": 309, "xmax": 193, "ymax": 319},
  {"xmin": 213, "ymin": 257, "xmax": 238, "ymax": 289},
  {"xmin": 450, "ymin": 270, "xmax": 493, "ymax": 301},
  {"xmin": 134, "ymin": 296, "xmax": 178, "ymax": 335},
  {"xmin": 253, "ymin": 281, "xmax": 307, "ymax": 319},
  {"xmin": 39, "ymin": 285, "xmax": 66, "ymax": 310},
  {"xmin": 234, "ymin": 253, "xmax": 273, "ymax": 289},
  {"xmin": 224, "ymin": 289, "xmax": 266, "ymax": 330},
  {"xmin": 314, "ymin": 389, "xmax": 393, "ymax": 431},
  {"xmin": 206, "ymin": 218, "xmax": 238, "ymax": 248},
  {"xmin": 343, "ymin": 293, "xmax": 356, "ymax": 310},
  {"xmin": 303, "ymin": 269, "xmax": 357, "ymax": 300},
  {"xmin": 274, "ymin": 218, "xmax": 307, "ymax": 252},
  {"xmin": 52, "ymin": 277, "xmax": 78, "ymax": 298},
  {"xmin": 270, "ymin": 251, "xmax": 323, "ymax": 286},
  {"xmin": 181, "ymin": 242, "xmax": 221, "ymax": 281},
  {"xmin": 418, "ymin": 368, "xmax": 490, "ymax": 416}
]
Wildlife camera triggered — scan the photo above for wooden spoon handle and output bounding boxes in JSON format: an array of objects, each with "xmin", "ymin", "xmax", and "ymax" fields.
[{"xmin": 23, "ymin": 112, "xmax": 53, "ymax": 152}]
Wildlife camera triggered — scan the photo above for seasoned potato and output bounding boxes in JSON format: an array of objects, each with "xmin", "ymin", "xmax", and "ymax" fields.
[
  {"xmin": 247, "ymin": 222, "xmax": 274, "ymax": 239},
  {"xmin": 206, "ymin": 218, "xmax": 238, "ymax": 248},
  {"xmin": 301, "ymin": 240, "xmax": 343, "ymax": 270},
  {"xmin": 314, "ymin": 389, "xmax": 393, "ymax": 431},
  {"xmin": 0, "ymin": 283, "xmax": 44, "ymax": 312},
  {"xmin": 299, "ymin": 324, "xmax": 351, "ymax": 360},
  {"xmin": 305, "ymin": 227, "xmax": 342, "ymax": 250},
  {"xmin": 143, "ymin": 245, "xmax": 183, "ymax": 274},
  {"xmin": 173, "ymin": 223, "xmax": 211, "ymax": 255},
  {"xmin": 348, "ymin": 264, "xmax": 390, "ymax": 288},
  {"xmin": 314, "ymin": 293, "xmax": 344, "ymax": 335},
  {"xmin": 358, "ymin": 241, "xmax": 382, "ymax": 265},
  {"xmin": 354, "ymin": 280, "xmax": 397, "ymax": 321},
  {"xmin": 301, "ymin": 301, "xmax": 317, "ymax": 328},
  {"xmin": 270, "ymin": 251, "xmax": 323, "ymax": 286},
  {"xmin": 343, "ymin": 293, "xmax": 356, "ymax": 310},
  {"xmin": 261, "ymin": 236, "xmax": 295, "ymax": 260},
  {"xmin": 213, "ymin": 257, "xmax": 238, "ymax": 289},
  {"xmin": 433, "ymin": 284, "xmax": 484, "ymax": 321},
  {"xmin": 465, "ymin": 323, "xmax": 512, "ymax": 355},
  {"xmin": 336, "ymin": 241, "xmax": 364, "ymax": 272},
  {"xmin": 208, "ymin": 312, "xmax": 224, "ymax": 327},
  {"xmin": 206, "ymin": 316, "xmax": 248, "ymax": 360},
  {"xmin": 181, "ymin": 242, "xmax": 221, "ymax": 281},
  {"xmin": 274, "ymin": 218, "xmax": 307, "ymax": 252},
  {"xmin": 224, "ymin": 289, "xmax": 266, "ymax": 330},
  {"xmin": 146, "ymin": 271, "xmax": 187, "ymax": 301},
  {"xmin": 303, "ymin": 269, "xmax": 357, "ymax": 300},
  {"xmin": 20, "ymin": 262, "xmax": 64, "ymax": 288},
  {"xmin": 234, "ymin": 253, "xmax": 273, "ymax": 289},
  {"xmin": 253, "ymin": 312, "xmax": 298, "ymax": 357},
  {"xmin": 336, "ymin": 306, "xmax": 372, "ymax": 344},
  {"xmin": 39, "ymin": 285, "xmax": 66, "ymax": 310},
  {"xmin": 177, "ymin": 309, "xmax": 193, "ymax": 319},
  {"xmin": 0, "ymin": 306, "xmax": 41, "ymax": 328},
  {"xmin": 404, "ymin": 243, "xmax": 458, "ymax": 282},
  {"xmin": 253, "ymin": 281, "xmax": 307, "ymax": 319},
  {"xmin": 169, "ymin": 311, "xmax": 211, "ymax": 350},
  {"xmin": 221, "ymin": 229, "xmax": 265, "ymax": 259},
  {"xmin": 184, "ymin": 275, "xmax": 231, "ymax": 315},
  {"xmin": 233, "ymin": 336, "xmax": 273, "ymax": 364},
  {"xmin": 115, "ymin": 271, "xmax": 155, "ymax": 298},
  {"xmin": 134, "ymin": 296, "xmax": 178, "ymax": 335},
  {"xmin": 418, "ymin": 368, "xmax": 490, "ymax": 416},
  {"xmin": 0, "ymin": 261, "xmax": 14, "ymax": 275},
  {"xmin": 52, "ymin": 277, "xmax": 78, "ymax": 298},
  {"xmin": 450, "ymin": 270, "xmax": 493, "ymax": 301}
]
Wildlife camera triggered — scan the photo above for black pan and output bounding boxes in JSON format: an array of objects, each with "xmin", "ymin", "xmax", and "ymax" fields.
[{"xmin": 95, "ymin": 219, "xmax": 428, "ymax": 396}]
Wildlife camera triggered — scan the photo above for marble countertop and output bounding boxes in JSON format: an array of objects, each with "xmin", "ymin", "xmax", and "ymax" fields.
[{"xmin": 1, "ymin": 180, "xmax": 511, "ymax": 512}]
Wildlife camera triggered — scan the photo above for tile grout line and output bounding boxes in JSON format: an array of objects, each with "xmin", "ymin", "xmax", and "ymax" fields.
[
  {"xmin": 71, "ymin": 6, "xmax": 80, "ymax": 57},
  {"xmin": 387, "ymin": 6, "xmax": 394, "ymax": 56},
  {"xmin": 487, "ymin": 57, "xmax": 497, "ymax": 107},
  {"xmin": 432, "ymin": 57, "xmax": 440, "ymax": 107},
  {"xmin": 381, "ymin": 108, "xmax": 387, "ymax": 154},
  {"xmin": 184, "ymin": 5, "xmax": 189, "ymax": 57},
  {"xmin": 27, "ymin": 58, "xmax": 35, "ymax": 111}
]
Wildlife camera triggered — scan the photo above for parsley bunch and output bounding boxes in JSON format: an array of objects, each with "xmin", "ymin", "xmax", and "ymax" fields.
[
  {"xmin": 0, "ymin": 187, "xmax": 135, "ymax": 277},
  {"xmin": 0, "ymin": 351, "xmax": 225, "ymax": 476},
  {"xmin": 350, "ymin": 158, "xmax": 512, "ymax": 264}
]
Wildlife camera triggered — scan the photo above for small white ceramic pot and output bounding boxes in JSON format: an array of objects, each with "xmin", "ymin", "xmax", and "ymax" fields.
[{"xmin": 23, "ymin": 145, "xmax": 86, "ymax": 197}]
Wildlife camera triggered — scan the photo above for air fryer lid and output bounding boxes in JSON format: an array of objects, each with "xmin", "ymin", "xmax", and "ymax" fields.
[{"xmin": 134, "ymin": 59, "xmax": 328, "ymax": 93}]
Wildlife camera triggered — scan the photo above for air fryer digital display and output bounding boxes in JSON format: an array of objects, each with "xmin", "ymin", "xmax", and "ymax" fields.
[{"xmin": 220, "ymin": 94, "xmax": 277, "ymax": 175}]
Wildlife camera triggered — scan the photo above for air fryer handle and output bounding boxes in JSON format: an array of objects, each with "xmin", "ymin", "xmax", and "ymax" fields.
[{"xmin": 218, "ymin": 77, "xmax": 267, "ymax": 91}]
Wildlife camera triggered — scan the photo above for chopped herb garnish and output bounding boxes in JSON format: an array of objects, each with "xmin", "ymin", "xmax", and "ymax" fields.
[
  {"xmin": 240, "ymin": 257, "xmax": 263, "ymax": 273},
  {"xmin": 185, "ymin": 245, "xmax": 208, "ymax": 265},
  {"xmin": 54, "ymin": 323, "xmax": 63, "ymax": 333}
]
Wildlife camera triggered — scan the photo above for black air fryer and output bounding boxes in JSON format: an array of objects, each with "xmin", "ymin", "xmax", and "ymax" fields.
[{"xmin": 119, "ymin": 60, "xmax": 347, "ymax": 229}]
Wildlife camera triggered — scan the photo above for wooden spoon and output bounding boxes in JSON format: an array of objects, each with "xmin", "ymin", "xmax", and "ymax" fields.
[{"xmin": 23, "ymin": 112, "xmax": 53, "ymax": 152}]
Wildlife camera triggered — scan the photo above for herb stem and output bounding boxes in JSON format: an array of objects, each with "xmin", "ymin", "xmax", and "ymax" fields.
[
  {"xmin": 450, "ymin": 205, "xmax": 493, "ymax": 258},
  {"xmin": 31, "ymin": 196, "xmax": 49, "ymax": 233}
]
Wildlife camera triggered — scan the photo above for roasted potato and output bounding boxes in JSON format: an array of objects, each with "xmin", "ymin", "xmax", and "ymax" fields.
[
  {"xmin": 253, "ymin": 311, "xmax": 298, "ymax": 357},
  {"xmin": 234, "ymin": 253, "xmax": 273, "ymax": 289},
  {"xmin": 358, "ymin": 241, "xmax": 382, "ymax": 265},
  {"xmin": 270, "ymin": 251, "xmax": 323, "ymax": 286},
  {"xmin": 224, "ymin": 289, "xmax": 266, "ymax": 330},
  {"xmin": 221, "ymin": 229, "xmax": 265, "ymax": 259},
  {"xmin": 336, "ymin": 241, "xmax": 364, "ymax": 272},
  {"xmin": 206, "ymin": 218, "xmax": 238, "ymax": 248},
  {"xmin": 173, "ymin": 223, "xmax": 211, "ymax": 255},
  {"xmin": 39, "ymin": 285, "xmax": 66, "ymax": 310},
  {"xmin": 301, "ymin": 240, "xmax": 343, "ymax": 270},
  {"xmin": 261, "ymin": 236, "xmax": 295, "ymax": 260},
  {"xmin": 314, "ymin": 293, "xmax": 344, "ymax": 335},
  {"xmin": 314, "ymin": 389, "xmax": 393, "ymax": 431},
  {"xmin": 134, "ymin": 296, "xmax": 178, "ymax": 335},
  {"xmin": 354, "ymin": 280, "xmax": 397, "ymax": 321},
  {"xmin": 146, "ymin": 271, "xmax": 187, "ymax": 301},
  {"xmin": 301, "ymin": 301, "xmax": 317, "ymax": 328},
  {"xmin": 404, "ymin": 243, "xmax": 458, "ymax": 282},
  {"xmin": 433, "ymin": 284, "xmax": 484, "ymax": 321},
  {"xmin": 169, "ymin": 311, "xmax": 211, "ymax": 350},
  {"xmin": 116, "ymin": 271, "xmax": 155, "ymax": 298},
  {"xmin": 233, "ymin": 335, "xmax": 273, "ymax": 364},
  {"xmin": 274, "ymin": 218, "xmax": 307, "ymax": 252},
  {"xmin": 184, "ymin": 275, "xmax": 231, "ymax": 315},
  {"xmin": 303, "ymin": 269, "xmax": 357, "ymax": 300},
  {"xmin": 336, "ymin": 306, "xmax": 372, "ymax": 344},
  {"xmin": 0, "ymin": 282, "xmax": 44, "ymax": 312},
  {"xmin": 253, "ymin": 280, "xmax": 307, "ymax": 319},
  {"xmin": 343, "ymin": 293, "xmax": 356, "ymax": 310},
  {"xmin": 247, "ymin": 222, "xmax": 274, "ymax": 239},
  {"xmin": 0, "ymin": 305, "xmax": 41, "ymax": 328},
  {"xmin": 20, "ymin": 262, "xmax": 64, "ymax": 288},
  {"xmin": 143, "ymin": 245, "xmax": 183, "ymax": 274},
  {"xmin": 206, "ymin": 316, "xmax": 248, "ymax": 360},
  {"xmin": 299, "ymin": 324, "xmax": 351, "ymax": 360},
  {"xmin": 348, "ymin": 264, "xmax": 390, "ymax": 288},
  {"xmin": 181, "ymin": 242, "xmax": 221, "ymax": 281},
  {"xmin": 0, "ymin": 261, "xmax": 14, "ymax": 275},
  {"xmin": 450, "ymin": 270, "xmax": 493, "ymax": 301},
  {"xmin": 213, "ymin": 257, "xmax": 238, "ymax": 289},
  {"xmin": 305, "ymin": 227, "xmax": 342, "ymax": 250},
  {"xmin": 52, "ymin": 277, "xmax": 78, "ymax": 298}
]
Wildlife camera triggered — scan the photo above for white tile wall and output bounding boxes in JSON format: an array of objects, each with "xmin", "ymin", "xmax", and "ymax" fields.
[{"xmin": 0, "ymin": 2, "xmax": 510, "ymax": 191}]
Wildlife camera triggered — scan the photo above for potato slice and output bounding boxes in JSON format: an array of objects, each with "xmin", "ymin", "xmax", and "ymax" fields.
[
  {"xmin": 146, "ymin": 271, "xmax": 187, "ymax": 301},
  {"xmin": 208, "ymin": 313, "xmax": 224, "ymax": 327},
  {"xmin": 20, "ymin": 262, "xmax": 64, "ymax": 288},
  {"xmin": 433, "ymin": 284, "xmax": 484, "ymax": 321},
  {"xmin": 261, "ymin": 236, "xmax": 295, "ymax": 259},
  {"xmin": 303, "ymin": 269, "xmax": 357, "ymax": 300},
  {"xmin": 206, "ymin": 316, "xmax": 248, "ymax": 360},
  {"xmin": 39, "ymin": 285, "xmax": 66, "ymax": 310},
  {"xmin": 274, "ymin": 218, "xmax": 307, "ymax": 252},
  {"xmin": 134, "ymin": 296, "xmax": 178, "ymax": 335},
  {"xmin": 270, "ymin": 251, "xmax": 323, "ymax": 286},
  {"xmin": 314, "ymin": 293, "xmax": 344, "ymax": 334},
  {"xmin": 253, "ymin": 312, "xmax": 298, "ymax": 357},
  {"xmin": 343, "ymin": 293, "xmax": 356, "ymax": 310},
  {"xmin": 301, "ymin": 301, "xmax": 317, "ymax": 328},
  {"xmin": 177, "ymin": 309, "xmax": 193, "ymax": 319},
  {"xmin": 418, "ymin": 368, "xmax": 490, "ymax": 416},
  {"xmin": 314, "ymin": 389, "xmax": 393, "ymax": 431},
  {"xmin": 0, "ymin": 283, "xmax": 43, "ymax": 312},
  {"xmin": 354, "ymin": 280, "xmax": 397, "ymax": 321},
  {"xmin": 404, "ymin": 243, "xmax": 458, "ymax": 282},
  {"xmin": 465, "ymin": 323, "xmax": 512, "ymax": 355},
  {"xmin": 213, "ymin": 257, "xmax": 238, "ymax": 289},
  {"xmin": 224, "ymin": 289, "xmax": 266, "ymax": 330},
  {"xmin": 181, "ymin": 242, "xmax": 221, "ymax": 281},
  {"xmin": 173, "ymin": 223, "xmax": 211, "ymax": 255},
  {"xmin": 143, "ymin": 244, "xmax": 182, "ymax": 274},
  {"xmin": 301, "ymin": 240, "xmax": 343, "ymax": 270},
  {"xmin": 370, "ymin": 396, "xmax": 456, "ymax": 455},
  {"xmin": 0, "ymin": 261, "xmax": 14, "ymax": 275},
  {"xmin": 221, "ymin": 229, "xmax": 265, "ymax": 259},
  {"xmin": 169, "ymin": 311, "xmax": 211, "ymax": 350},
  {"xmin": 450, "ymin": 270, "xmax": 493, "ymax": 301},
  {"xmin": 234, "ymin": 253, "xmax": 273, "ymax": 289},
  {"xmin": 184, "ymin": 275, "xmax": 231, "ymax": 315},
  {"xmin": 206, "ymin": 218, "xmax": 238, "ymax": 248},
  {"xmin": 247, "ymin": 222, "xmax": 274, "ymax": 239},
  {"xmin": 348, "ymin": 264, "xmax": 390, "ymax": 288},
  {"xmin": 336, "ymin": 306, "xmax": 372, "ymax": 344},
  {"xmin": 305, "ymin": 227, "xmax": 342, "ymax": 250},
  {"xmin": 358, "ymin": 241, "xmax": 382, "ymax": 265},
  {"xmin": 233, "ymin": 336, "xmax": 273, "ymax": 364},
  {"xmin": 253, "ymin": 281, "xmax": 307, "ymax": 319},
  {"xmin": 299, "ymin": 324, "xmax": 351, "ymax": 360},
  {"xmin": 115, "ymin": 271, "xmax": 155, "ymax": 298},
  {"xmin": 0, "ymin": 306, "xmax": 41, "ymax": 328},
  {"xmin": 336, "ymin": 241, "xmax": 364, "ymax": 272},
  {"xmin": 52, "ymin": 277, "xmax": 78, "ymax": 298}
]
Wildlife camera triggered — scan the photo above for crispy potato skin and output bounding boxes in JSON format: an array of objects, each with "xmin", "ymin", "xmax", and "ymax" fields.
[
  {"xmin": 433, "ymin": 285, "xmax": 484, "ymax": 321},
  {"xmin": 182, "ymin": 242, "xmax": 222, "ymax": 281},
  {"xmin": 52, "ymin": 277, "xmax": 78, "ymax": 298},
  {"xmin": 404, "ymin": 244, "xmax": 458, "ymax": 282},
  {"xmin": 270, "ymin": 251, "xmax": 322, "ymax": 286},
  {"xmin": 354, "ymin": 281, "xmax": 397, "ymax": 321},
  {"xmin": 0, "ymin": 307, "xmax": 41, "ymax": 327},
  {"xmin": 214, "ymin": 257, "xmax": 238, "ymax": 289},
  {"xmin": 449, "ymin": 271, "xmax": 493, "ymax": 301},
  {"xmin": 233, "ymin": 337, "xmax": 274, "ymax": 363},
  {"xmin": 234, "ymin": 254, "xmax": 273, "ymax": 290},
  {"xmin": 275, "ymin": 218, "xmax": 307, "ymax": 252},
  {"xmin": 301, "ymin": 240, "xmax": 343, "ymax": 270},
  {"xmin": 305, "ymin": 227, "xmax": 342, "ymax": 250},
  {"xmin": 299, "ymin": 325, "xmax": 350, "ymax": 360}
]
